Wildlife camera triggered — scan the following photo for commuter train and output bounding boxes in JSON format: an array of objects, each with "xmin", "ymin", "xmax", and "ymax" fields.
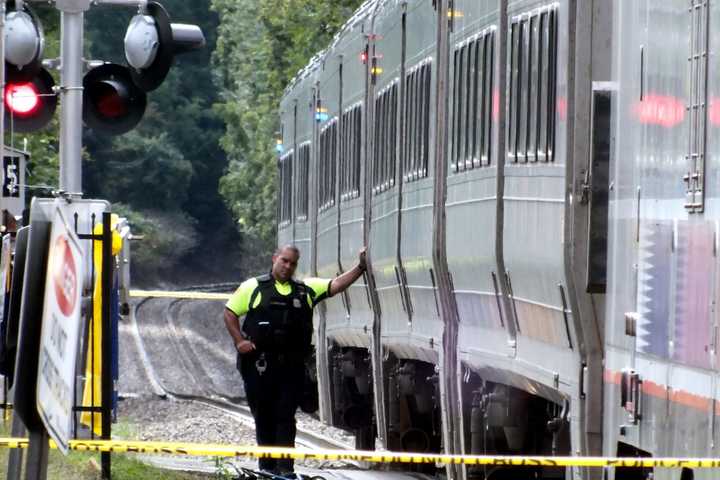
[{"xmin": 277, "ymin": 1, "xmax": 715, "ymax": 479}]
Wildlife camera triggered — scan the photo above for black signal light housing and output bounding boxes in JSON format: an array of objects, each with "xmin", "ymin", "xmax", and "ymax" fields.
[{"xmin": 82, "ymin": 63, "xmax": 147, "ymax": 136}]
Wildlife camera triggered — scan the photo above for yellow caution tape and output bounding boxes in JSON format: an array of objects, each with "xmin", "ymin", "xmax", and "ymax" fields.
[
  {"xmin": 129, "ymin": 290, "xmax": 232, "ymax": 300},
  {"xmin": 2, "ymin": 438, "xmax": 720, "ymax": 468}
]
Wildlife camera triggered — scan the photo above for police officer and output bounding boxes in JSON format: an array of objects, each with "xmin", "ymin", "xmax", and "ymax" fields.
[{"xmin": 224, "ymin": 244, "xmax": 367, "ymax": 476}]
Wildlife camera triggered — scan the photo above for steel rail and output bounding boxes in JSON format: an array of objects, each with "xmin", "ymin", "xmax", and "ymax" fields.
[{"xmin": 132, "ymin": 295, "xmax": 354, "ymax": 452}]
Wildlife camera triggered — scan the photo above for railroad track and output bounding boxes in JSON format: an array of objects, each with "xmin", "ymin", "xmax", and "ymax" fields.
[{"xmin": 131, "ymin": 293, "xmax": 354, "ymax": 452}]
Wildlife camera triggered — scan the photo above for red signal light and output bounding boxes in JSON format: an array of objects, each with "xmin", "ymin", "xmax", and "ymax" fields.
[
  {"xmin": 3, "ymin": 66, "xmax": 57, "ymax": 132},
  {"xmin": 5, "ymin": 82, "xmax": 40, "ymax": 116},
  {"xmin": 91, "ymin": 81, "xmax": 131, "ymax": 119},
  {"xmin": 83, "ymin": 63, "xmax": 147, "ymax": 135}
]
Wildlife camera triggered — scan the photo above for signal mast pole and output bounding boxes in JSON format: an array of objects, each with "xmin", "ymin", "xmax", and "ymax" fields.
[
  {"xmin": 56, "ymin": 0, "xmax": 88, "ymax": 194},
  {"xmin": 1, "ymin": 1, "xmax": 6, "ymax": 157}
]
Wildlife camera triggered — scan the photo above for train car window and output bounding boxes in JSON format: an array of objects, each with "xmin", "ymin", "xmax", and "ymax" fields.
[
  {"xmin": 464, "ymin": 42, "xmax": 473, "ymax": 169},
  {"xmin": 547, "ymin": 8, "xmax": 557, "ymax": 163},
  {"xmin": 324, "ymin": 125, "xmax": 329, "ymax": 207},
  {"xmin": 403, "ymin": 70, "xmax": 411, "ymax": 179},
  {"xmin": 372, "ymin": 94, "xmax": 382, "ymax": 193},
  {"xmin": 284, "ymin": 153, "xmax": 290, "ymax": 223},
  {"xmin": 470, "ymin": 39, "xmax": 480, "ymax": 167},
  {"xmin": 318, "ymin": 118, "xmax": 338, "ymax": 211},
  {"xmin": 390, "ymin": 84, "xmax": 398, "ymax": 188},
  {"xmin": 451, "ymin": 48, "xmax": 460, "ymax": 170},
  {"xmin": 538, "ymin": 11, "xmax": 549, "ymax": 162},
  {"xmin": 373, "ymin": 83, "xmax": 398, "ymax": 194},
  {"xmin": 296, "ymin": 144, "xmax": 310, "ymax": 220},
  {"xmin": 341, "ymin": 104, "xmax": 362, "ymax": 201},
  {"xmin": 373, "ymin": 97, "xmax": 380, "ymax": 190},
  {"xmin": 465, "ymin": 41, "xmax": 475, "ymax": 169},
  {"xmin": 332, "ymin": 120, "xmax": 337, "ymax": 201},
  {"xmin": 421, "ymin": 62, "xmax": 431, "ymax": 178},
  {"xmin": 528, "ymin": 14, "xmax": 539, "ymax": 162},
  {"xmin": 406, "ymin": 72, "xmax": 417, "ymax": 181},
  {"xmin": 381, "ymin": 91, "xmax": 389, "ymax": 190},
  {"xmin": 402, "ymin": 62, "xmax": 432, "ymax": 182},
  {"xmin": 320, "ymin": 125, "xmax": 327, "ymax": 208},
  {"xmin": 381, "ymin": 90, "xmax": 390, "ymax": 191},
  {"xmin": 279, "ymin": 151, "xmax": 293, "ymax": 224},
  {"xmin": 340, "ymin": 113, "xmax": 347, "ymax": 199},
  {"xmin": 509, "ymin": 21, "xmax": 519, "ymax": 161},
  {"xmin": 508, "ymin": 6, "xmax": 557, "ymax": 164},
  {"xmin": 482, "ymin": 31, "xmax": 495, "ymax": 166},
  {"xmin": 340, "ymin": 110, "xmax": 352, "ymax": 202},
  {"xmin": 451, "ymin": 29, "xmax": 495, "ymax": 173},
  {"xmin": 474, "ymin": 36, "xmax": 485, "ymax": 168},
  {"xmin": 458, "ymin": 44, "xmax": 468, "ymax": 171},
  {"xmin": 518, "ymin": 18, "xmax": 529, "ymax": 162},
  {"xmin": 415, "ymin": 68, "xmax": 423, "ymax": 178},
  {"xmin": 353, "ymin": 107, "xmax": 362, "ymax": 196},
  {"xmin": 408, "ymin": 70, "xmax": 420, "ymax": 181},
  {"xmin": 346, "ymin": 108, "xmax": 353, "ymax": 197}
]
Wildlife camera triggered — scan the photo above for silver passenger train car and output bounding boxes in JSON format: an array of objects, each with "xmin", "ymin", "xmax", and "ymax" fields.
[{"xmin": 277, "ymin": 1, "xmax": 715, "ymax": 479}]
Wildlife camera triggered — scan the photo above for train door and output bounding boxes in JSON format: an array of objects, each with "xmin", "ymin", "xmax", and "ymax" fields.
[
  {"xmin": 369, "ymin": 1, "xmax": 411, "ymax": 348},
  {"xmin": 278, "ymin": 99, "xmax": 295, "ymax": 250},
  {"xmin": 293, "ymin": 78, "xmax": 315, "ymax": 279},
  {"xmin": 315, "ymin": 52, "xmax": 344, "ymax": 334},
  {"xmin": 335, "ymin": 23, "xmax": 374, "ymax": 347},
  {"xmin": 397, "ymin": 0, "xmax": 443, "ymax": 353}
]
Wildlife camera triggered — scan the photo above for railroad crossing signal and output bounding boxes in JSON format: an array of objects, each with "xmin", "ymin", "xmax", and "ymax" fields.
[
  {"xmin": 83, "ymin": 63, "xmax": 147, "ymax": 136},
  {"xmin": 124, "ymin": 1, "xmax": 205, "ymax": 92},
  {"xmin": 3, "ymin": 2, "xmax": 57, "ymax": 132},
  {"xmin": 83, "ymin": 1, "xmax": 205, "ymax": 134},
  {"xmin": 3, "ymin": 0, "xmax": 205, "ymax": 136}
]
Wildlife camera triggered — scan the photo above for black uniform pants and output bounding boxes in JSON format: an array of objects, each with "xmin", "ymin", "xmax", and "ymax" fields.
[{"xmin": 240, "ymin": 352, "xmax": 304, "ymax": 473}]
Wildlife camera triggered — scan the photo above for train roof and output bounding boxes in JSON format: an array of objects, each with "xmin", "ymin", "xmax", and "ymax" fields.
[{"xmin": 282, "ymin": 0, "xmax": 379, "ymax": 97}]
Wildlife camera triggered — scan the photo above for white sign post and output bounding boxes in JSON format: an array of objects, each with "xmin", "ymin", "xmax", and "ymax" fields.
[{"xmin": 36, "ymin": 205, "xmax": 84, "ymax": 455}]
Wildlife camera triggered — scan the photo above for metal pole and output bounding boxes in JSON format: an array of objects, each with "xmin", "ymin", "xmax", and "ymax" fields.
[
  {"xmin": 6, "ymin": 414, "xmax": 26, "ymax": 480},
  {"xmin": 101, "ymin": 212, "xmax": 113, "ymax": 479},
  {"xmin": 1, "ymin": 0, "xmax": 6, "ymax": 159},
  {"xmin": 24, "ymin": 430, "xmax": 49, "ymax": 480},
  {"xmin": 58, "ymin": 6, "xmax": 85, "ymax": 194},
  {"xmin": 0, "ymin": 6, "xmax": 24, "ymax": 480}
]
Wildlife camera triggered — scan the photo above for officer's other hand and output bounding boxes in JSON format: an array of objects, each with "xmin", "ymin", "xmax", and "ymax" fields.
[
  {"xmin": 236, "ymin": 339, "xmax": 256, "ymax": 354},
  {"xmin": 358, "ymin": 246, "xmax": 367, "ymax": 271}
]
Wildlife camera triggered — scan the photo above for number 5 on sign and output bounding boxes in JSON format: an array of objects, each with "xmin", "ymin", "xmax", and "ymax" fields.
[{"xmin": 36, "ymin": 204, "xmax": 84, "ymax": 455}]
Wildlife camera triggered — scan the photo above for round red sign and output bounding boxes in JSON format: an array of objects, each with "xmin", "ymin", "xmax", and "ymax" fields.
[{"xmin": 53, "ymin": 235, "xmax": 77, "ymax": 317}]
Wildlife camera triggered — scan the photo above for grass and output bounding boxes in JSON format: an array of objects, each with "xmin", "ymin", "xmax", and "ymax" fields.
[{"xmin": 0, "ymin": 415, "xmax": 229, "ymax": 479}]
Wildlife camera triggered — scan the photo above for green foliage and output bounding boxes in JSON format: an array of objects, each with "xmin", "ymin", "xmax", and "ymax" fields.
[
  {"xmin": 89, "ymin": 132, "xmax": 192, "ymax": 210},
  {"xmin": 212, "ymin": 0, "xmax": 363, "ymax": 248},
  {"xmin": 113, "ymin": 203, "xmax": 199, "ymax": 285},
  {"xmin": 81, "ymin": 1, "xmax": 234, "ymax": 284},
  {"xmin": 0, "ymin": 420, "xmax": 212, "ymax": 479}
]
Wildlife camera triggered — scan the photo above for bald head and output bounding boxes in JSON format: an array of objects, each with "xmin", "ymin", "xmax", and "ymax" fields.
[
  {"xmin": 274, "ymin": 244, "xmax": 300, "ymax": 257},
  {"xmin": 271, "ymin": 245, "xmax": 300, "ymax": 282}
]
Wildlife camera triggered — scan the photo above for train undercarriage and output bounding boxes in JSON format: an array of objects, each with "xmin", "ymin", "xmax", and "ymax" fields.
[
  {"xmin": 326, "ymin": 344, "xmax": 572, "ymax": 479},
  {"xmin": 460, "ymin": 369, "xmax": 570, "ymax": 479}
]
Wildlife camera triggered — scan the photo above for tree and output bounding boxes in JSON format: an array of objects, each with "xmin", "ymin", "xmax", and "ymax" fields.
[
  {"xmin": 82, "ymin": 1, "xmax": 236, "ymax": 284},
  {"xmin": 212, "ymin": 0, "xmax": 363, "ymax": 251}
]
